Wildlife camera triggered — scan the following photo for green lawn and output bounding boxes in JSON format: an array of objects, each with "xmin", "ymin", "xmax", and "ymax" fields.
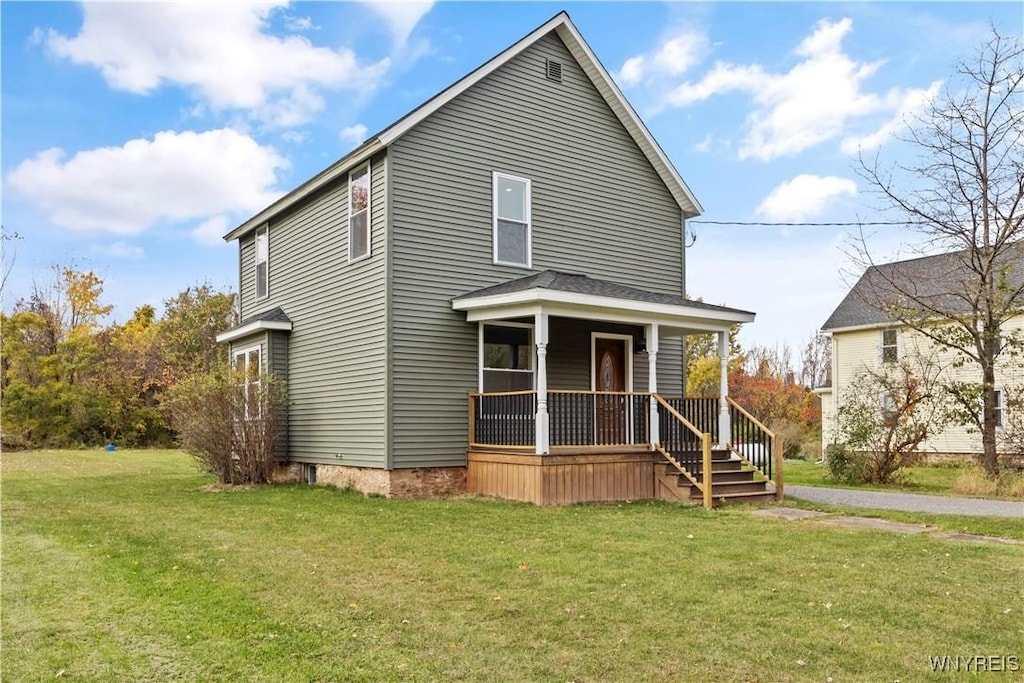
[
  {"xmin": 783, "ymin": 458, "xmax": 1024, "ymax": 499},
  {"xmin": 4, "ymin": 450, "xmax": 1023, "ymax": 681}
]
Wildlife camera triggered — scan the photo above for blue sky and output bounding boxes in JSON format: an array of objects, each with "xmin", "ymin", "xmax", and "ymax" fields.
[{"xmin": 2, "ymin": 1, "xmax": 1021, "ymax": 354}]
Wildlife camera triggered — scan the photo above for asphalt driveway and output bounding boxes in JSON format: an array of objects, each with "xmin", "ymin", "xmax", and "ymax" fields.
[{"xmin": 786, "ymin": 484, "xmax": 1024, "ymax": 518}]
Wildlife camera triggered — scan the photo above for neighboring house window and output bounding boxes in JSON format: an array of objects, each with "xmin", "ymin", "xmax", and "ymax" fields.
[
  {"xmin": 482, "ymin": 323, "xmax": 533, "ymax": 392},
  {"xmin": 255, "ymin": 226, "xmax": 269, "ymax": 300},
  {"xmin": 233, "ymin": 345, "xmax": 262, "ymax": 419},
  {"xmin": 493, "ymin": 172, "xmax": 531, "ymax": 267},
  {"xmin": 994, "ymin": 389, "xmax": 1003, "ymax": 427},
  {"xmin": 879, "ymin": 391, "xmax": 897, "ymax": 424},
  {"xmin": 881, "ymin": 329, "xmax": 898, "ymax": 364},
  {"xmin": 349, "ymin": 163, "xmax": 371, "ymax": 261}
]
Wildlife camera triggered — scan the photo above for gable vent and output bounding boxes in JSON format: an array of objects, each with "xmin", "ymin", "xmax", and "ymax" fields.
[{"xmin": 545, "ymin": 58, "xmax": 563, "ymax": 83}]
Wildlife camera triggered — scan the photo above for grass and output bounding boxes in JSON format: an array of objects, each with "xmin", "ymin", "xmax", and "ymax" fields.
[
  {"xmin": 783, "ymin": 458, "xmax": 1024, "ymax": 500},
  {"xmin": 4, "ymin": 449, "xmax": 1023, "ymax": 681}
]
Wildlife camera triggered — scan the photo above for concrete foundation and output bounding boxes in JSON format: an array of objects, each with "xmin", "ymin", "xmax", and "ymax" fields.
[{"xmin": 271, "ymin": 462, "xmax": 467, "ymax": 498}]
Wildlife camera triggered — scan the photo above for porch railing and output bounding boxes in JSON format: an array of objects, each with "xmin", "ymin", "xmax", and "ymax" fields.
[
  {"xmin": 469, "ymin": 391, "xmax": 536, "ymax": 449},
  {"xmin": 469, "ymin": 390, "xmax": 651, "ymax": 449}
]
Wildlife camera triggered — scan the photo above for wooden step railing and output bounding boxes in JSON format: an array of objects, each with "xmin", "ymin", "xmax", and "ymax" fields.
[
  {"xmin": 728, "ymin": 397, "xmax": 783, "ymax": 501},
  {"xmin": 653, "ymin": 395, "xmax": 713, "ymax": 509}
]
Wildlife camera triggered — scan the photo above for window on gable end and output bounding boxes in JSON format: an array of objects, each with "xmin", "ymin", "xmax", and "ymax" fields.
[
  {"xmin": 493, "ymin": 172, "xmax": 531, "ymax": 268},
  {"xmin": 255, "ymin": 225, "xmax": 269, "ymax": 300},
  {"xmin": 881, "ymin": 329, "xmax": 898, "ymax": 364},
  {"xmin": 349, "ymin": 163, "xmax": 371, "ymax": 262}
]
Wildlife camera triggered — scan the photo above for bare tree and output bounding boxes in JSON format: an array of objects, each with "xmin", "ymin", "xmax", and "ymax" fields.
[
  {"xmin": 799, "ymin": 333, "xmax": 832, "ymax": 389},
  {"xmin": 853, "ymin": 30, "xmax": 1024, "ymax": 476}
]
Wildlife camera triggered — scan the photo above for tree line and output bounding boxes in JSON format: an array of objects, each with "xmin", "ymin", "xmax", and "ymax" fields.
[
  {"xmin": 684, "ymin": 324, "xmax": 830, "ymax": 461},
  {"xmin": 1, "ymin": 266, "xmax": 237, "ymax": 449}
]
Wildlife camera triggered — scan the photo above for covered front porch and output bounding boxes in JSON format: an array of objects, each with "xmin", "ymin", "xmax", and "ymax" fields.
[{"xmin": 452, "ymin": 271, "xmax": 781, "ymax": 507}]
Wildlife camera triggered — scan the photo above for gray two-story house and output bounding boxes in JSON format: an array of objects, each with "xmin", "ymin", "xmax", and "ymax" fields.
[{"xmin": 217, "ymin": 12, "xmax": 779, "ymax": 506}]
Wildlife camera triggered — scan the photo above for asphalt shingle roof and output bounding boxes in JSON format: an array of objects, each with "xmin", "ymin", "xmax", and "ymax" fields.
[
  {"xmin": 458, "ymin": 270, "xmax": 753, "ymax": 315},
  {"xmin": 822, "ymin": 243, "xmax": 1024, "ymax": 331},
  {"xmin": 238, "ymin": 306, "xmax": 292, "ymax": 327}
]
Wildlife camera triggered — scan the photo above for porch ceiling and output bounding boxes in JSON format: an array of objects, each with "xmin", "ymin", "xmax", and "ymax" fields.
[{"xmin": 452, "ymin": 271, "xmax": 755, "ymax": 335}]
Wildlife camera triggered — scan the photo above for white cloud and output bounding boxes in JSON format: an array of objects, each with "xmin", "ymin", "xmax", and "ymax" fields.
[
  {"xmin": 46, "ymin": 1, "xmax": 390, "ymax": 127},
  {"xmin": 190, "ymin": 215, "xmax": 231, "ymax": 247},
  {"xmin": 840, "ymin": 80, "xmax": 942, "ymax": 153},
  {"xmin": 756, "ymin": 174, "xmax": 858, "ymax": 222},
  {"xmin": 694, "ymin": 134, "xmax": 713, "ymax": 153},
  {"xmin": 660, "ymin": 18, "xmax": 899, "ymax": 160},
  {"xmin": 91, "ymin": 241, "xmax": 144, "ymax": 259},
  {"xmin": 361, "ymin": 1, "xmax": 434, "ymax": 47},
  {"xmin": 340, "ymin": 123, "xmax": 369, "ymax": 148},
  {"xmin": 7, "ymin": 128, "xmax": 288, "ymax": 235},
  {"xmin": 281, "ymin": 130, "xmax": 308, "ymax": 144},
  {"xmin": 617, "ymin": 31, "xmax": 708, "ymax": 86}
]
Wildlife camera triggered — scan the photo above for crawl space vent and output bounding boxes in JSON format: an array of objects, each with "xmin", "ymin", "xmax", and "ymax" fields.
[{"xmin": 545, "ymin": 58, "xmax": 563, "ymax": 83}]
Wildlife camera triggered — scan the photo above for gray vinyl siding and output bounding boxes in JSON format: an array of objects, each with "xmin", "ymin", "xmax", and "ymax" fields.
[
  {"xmin": 388, "ymin": 32, "xmax": 686, "ymax": 468},
  {"xmin": 236, "ymin": 153, "xmax": 389, "ymax": 468},
  {"xmin": 546, "ymin": 319, "xmax": 684, "ymax": 394}
]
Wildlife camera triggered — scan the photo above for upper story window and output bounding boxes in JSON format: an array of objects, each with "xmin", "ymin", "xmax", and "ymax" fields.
[
  {"xmin": 881, "ymin": 329, "xmax": 898, "ymax": 364},
  {"xmin": 255, "ymin": 225, "xmax": 269, "ymax": 300},
  {"xmin": 349, "ymin": 163, "xmax": 370, "ymax": 262},
  {"xmin": 493, "ymin": 172, "xmax": 531, "ymax": 268}
]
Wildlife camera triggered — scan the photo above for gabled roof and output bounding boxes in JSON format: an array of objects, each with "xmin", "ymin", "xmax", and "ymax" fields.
[
  {"xmin": 224, "ymin": 11, "xmax": 701, "ymax": 242},
  {"xmin": 822, "ymin": 243, "xmax": 1024, "ymax": 332}
]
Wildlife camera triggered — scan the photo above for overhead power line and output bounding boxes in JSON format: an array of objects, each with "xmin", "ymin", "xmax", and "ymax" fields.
[{"xmin": 692, "ymin": 220, "xmax": 925, "ymax": 228}]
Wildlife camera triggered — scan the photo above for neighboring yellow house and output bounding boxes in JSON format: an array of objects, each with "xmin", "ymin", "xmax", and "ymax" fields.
[{"xmin": 818, "ymin": 250, "xmax": 1023, "ymax": 460}]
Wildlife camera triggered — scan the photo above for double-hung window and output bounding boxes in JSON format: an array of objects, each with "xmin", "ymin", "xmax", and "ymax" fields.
[
  {"xmin": 493, "ymin": 172, "xmax": 531, "ymax": 267},
  {"xmin": 255, "ymin": 226, "xmax": 269, "ymax": 300},
  {"xmin": 482, "ymin": 323, "xmax": 534, "ymax": 392},
  {"xmin": 349, "ymin": 163, "xmax": 370, "ymax": 261},
  {"xmin": 233, "ymin": 345, "xmax": 262, "ymax": 419},
  {"xmin": 881, "ymin": 329, "xmax": 898, "ymax": 364},
  {"xmin": 994, "ymin": 389, "xmax": 1003, "ymax": 428}
]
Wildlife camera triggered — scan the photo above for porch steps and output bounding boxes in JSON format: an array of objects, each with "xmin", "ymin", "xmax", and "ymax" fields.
[{"xmin": 657, "ymin": 449, "xmax": 776, "ymax": 506}]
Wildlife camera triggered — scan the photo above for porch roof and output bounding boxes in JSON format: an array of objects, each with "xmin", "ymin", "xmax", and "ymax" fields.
[
  {"xmin": 452, "ymin": 271, "xmax": 755, "ymax": 334},
  {"xmin": 215, "ymin": 306, "xmax": 293, "ymax": 344}
]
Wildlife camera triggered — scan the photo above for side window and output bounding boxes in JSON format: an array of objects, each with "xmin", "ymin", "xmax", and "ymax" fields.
[
  {"xmin": 881, "ymin": 329, "xmax": 898, "ymax": 364},
  {"xmin": 233, "ymin": 345, "xmax": 263, "ymax": 419},
  {"xmin": 255, "ymin": 226, "xmax": 269, "ymax": 300},
  {"xmin": 349, "ymin": 163, "xmax": 371, "ymax": 261},
  {"xmin": 493, "ymin": 172, "xmax": 531, "ymax": 267},
  {"xmin": 482, "ymin": 324, "xmax": 534, "ymax": 392},
  {"xmin": 994, "ymin": 389, "xmax": 1003, "ymax": 427}
]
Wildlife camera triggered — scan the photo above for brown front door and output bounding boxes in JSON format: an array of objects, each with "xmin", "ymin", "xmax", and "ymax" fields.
[{"xmin": 594, "ymin": 337, "xmax": 627, "ymax": 444}]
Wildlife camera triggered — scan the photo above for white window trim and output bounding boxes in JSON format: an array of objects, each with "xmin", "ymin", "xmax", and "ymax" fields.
[
  {"xmin": 994, "ymin": 388, "xmax": 1003, "ymax": 428},
  {"xmin": 349, "ymin": 162, "xmax": 371, "ymax": 263},
  {"xmin": 492, "ymin": 171, "xmax": 532, "ymax": 269},
  {"xmin": 232, "ymin": 343, "xmax": 263, "ymax": 420},
  {"xmin": 590, "ymin": 332, "xmax": 634, "ymax": 392},
  {"xmin": 254, "ymin": 225, "xmax": 269, "ymax": 301},
  {"xmin": 478, "ymin": 321, "xmax": 535, "ymax": 392},
  {"xmin": 880, "ymin": 328, "xmax": 898, "ymax": 364}
]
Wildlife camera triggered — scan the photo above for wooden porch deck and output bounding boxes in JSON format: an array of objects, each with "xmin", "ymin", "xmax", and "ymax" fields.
[{"xmin": 467, "ymin": 447, "xmax": 660, "ymax": 505}]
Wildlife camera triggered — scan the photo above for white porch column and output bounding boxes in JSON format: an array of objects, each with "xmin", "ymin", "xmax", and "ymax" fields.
[
  {"xmin": 535, "ymin": 310, "xmax": 550, "ymax": 455},
  {"xmin": 718, "ymin": 329, "xmax": 731, "ymax": 447},
  {"xmin": 646, "ymin": 323, "xmax": 660, "ymax": 447}
]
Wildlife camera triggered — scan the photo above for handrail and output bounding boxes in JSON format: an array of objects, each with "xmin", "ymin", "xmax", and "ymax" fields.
[
  {"xmin": 726, "ymin": 396, "xmax": 774, "ymax": 435},
  {"xmin": 727, "ymin": 396, "xmax": 783, "ymax": 501},
  {"xmin": 469, "ymin": 390, "xmax": 537, "ymax": 397},
  {"xmin": 652, "ymin": 395, "xmax": 704, "ymax": 440},
  {"xmin": 653, "ymin": 394, "xmax": 714, "ymax": 509}
]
